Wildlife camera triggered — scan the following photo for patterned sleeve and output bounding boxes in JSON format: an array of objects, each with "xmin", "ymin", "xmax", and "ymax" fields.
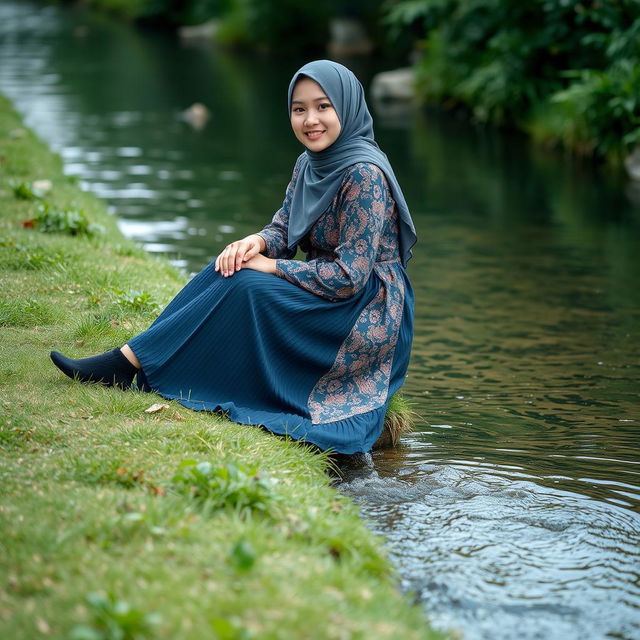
[
  {"xmin": 256, "ymin": 155, "xmax": 304, "ymax": 259},
  {"xmin": 275, "ymin": 163, "xmax": 388, "ymax": 301}
]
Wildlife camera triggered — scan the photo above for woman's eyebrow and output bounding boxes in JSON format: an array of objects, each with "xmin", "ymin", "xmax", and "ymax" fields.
[{"xmin": 291, "ymin": 96, "xmax": 330, "ymax": 104}]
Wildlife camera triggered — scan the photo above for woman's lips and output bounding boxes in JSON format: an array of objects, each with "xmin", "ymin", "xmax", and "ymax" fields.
[{"xmin": 305, "ymin": 130, "xmax": 325, "ymax": 140}]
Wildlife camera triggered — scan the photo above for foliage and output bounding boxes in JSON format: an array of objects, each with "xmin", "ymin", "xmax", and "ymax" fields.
[
  {"xmin": 384, "ymin": 0, "xmax": 640, "ymax": 158},
  {"xmin": 70, "ymin": 592, "xmax": 160, "ymax": 640},
  {"xmin": 29, "ymin": 203, "xmax": 105, "ymax": 237},
  {"xmin": 12, "ymin": 180, "xmax": 47, "ymax": 200},
  {"xmin": 171, "ymin": 459, "xmax": 280, "ymax": 514},
  {"xmin": 109, "ymin": 289, "xmax": 160, "ymax": 314}
]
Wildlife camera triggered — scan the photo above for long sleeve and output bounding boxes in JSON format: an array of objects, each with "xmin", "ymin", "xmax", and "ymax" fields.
[
  {"xmin": 275, "ymin": 163, "xmax": 390, "ymax": 301},
  {"xmin": 256, "ymin": 155, "xmax": 304, "ymax": 260}
]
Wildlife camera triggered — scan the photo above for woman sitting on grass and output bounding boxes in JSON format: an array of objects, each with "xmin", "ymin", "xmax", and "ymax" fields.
[{"xmin": 51, "ymin": 59, "xmax": 417, "ymax": 455}]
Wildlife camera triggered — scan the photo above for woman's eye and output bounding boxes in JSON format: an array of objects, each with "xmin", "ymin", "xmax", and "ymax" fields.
[
  {"xmin": 292, "ymin": 107, "xmax": 304, "ymax": 114},
  {"xmin": 319, "ymin": 103, "xmax": 333, "ymax": 110}
]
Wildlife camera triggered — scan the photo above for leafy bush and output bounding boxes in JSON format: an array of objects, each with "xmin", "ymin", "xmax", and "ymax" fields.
[
  {"xmin": 385, "ymin": 0, "xmax": 640, "ymax": 158},
  {"xmin": 171, "ymin": 459, "xmax": 280, "ymax": 515}
]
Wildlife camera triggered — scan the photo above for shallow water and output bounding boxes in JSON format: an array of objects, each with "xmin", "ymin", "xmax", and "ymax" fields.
[{"xmin": 1, "ymin": 2, "xmax": 639, "ymax": 638}]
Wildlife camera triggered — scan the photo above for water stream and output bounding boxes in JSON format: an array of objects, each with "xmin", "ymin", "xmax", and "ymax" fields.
[{"xmin": 1, "ymin": 3, "xmax": 639, "ymax": 638}]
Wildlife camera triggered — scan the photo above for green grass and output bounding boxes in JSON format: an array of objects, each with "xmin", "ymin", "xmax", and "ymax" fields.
[{"xmin": 0, "ymin": 94, "xmax": 440, "ymax": 639}]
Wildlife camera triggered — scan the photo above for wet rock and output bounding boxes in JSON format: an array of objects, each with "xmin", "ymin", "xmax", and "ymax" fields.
[
  {"xmin": 327, "ymin": 18, "xmax": 373, "ymax": 56},
  {"xmin": 371, "ymin": 68, "xmax": 416, "ymax": 102},
  {"xmin": 181, "ymin": 103, "xmax": 210, "ymax": 131},
  {"xmin": 178, "ymin": 20, "xmax": 219, "ymax": 41}
]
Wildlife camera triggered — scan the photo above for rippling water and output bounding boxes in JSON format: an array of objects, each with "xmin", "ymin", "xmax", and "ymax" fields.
[{"xmin": 1, "ymin": 2, "xmax": 639, "ymax": 638}]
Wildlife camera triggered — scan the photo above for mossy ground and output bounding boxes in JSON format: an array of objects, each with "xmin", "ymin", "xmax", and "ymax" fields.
[{"xmin": 0, "ymin": 95, "xmax": 440, "ymax": 639}]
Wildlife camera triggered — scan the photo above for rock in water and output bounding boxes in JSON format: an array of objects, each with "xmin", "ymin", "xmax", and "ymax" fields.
[
  {"xmin": 181, "ymin": 103, "xmax": 210, "ymax": 131},
  {"xmin": 178, "ymin": 20, "xmax": 219, "ymax": 41},
  {"xmin": 371, "ymin": 68, "xmax": 416, "ymax": 102}
]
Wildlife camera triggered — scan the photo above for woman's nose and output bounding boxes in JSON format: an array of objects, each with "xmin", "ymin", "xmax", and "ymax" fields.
[{"xmin": 304, "ymin": 109, "xmax": 319, "ymax": 125}]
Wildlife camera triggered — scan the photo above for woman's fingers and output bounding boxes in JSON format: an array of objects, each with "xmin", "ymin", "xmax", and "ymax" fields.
[{"xmin": 215, "ymin": 236, "xmax": 265, "ymax": 277}]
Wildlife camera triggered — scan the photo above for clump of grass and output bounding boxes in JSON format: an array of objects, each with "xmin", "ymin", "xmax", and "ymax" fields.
[
  {"xmin": 171, "ymin": 459, "xmax": 281, "ymax": 515},
  {"xmin": 375, "ymin": 393, "xmax": 419, "ymax": 449},
  {"xmin": 70, "ymin": 592, "xmax": 161, "ymax": 640},
  {"xmin": 0, "ymin": 297, "xmax": 58, "ymax": 327},
  {"xmin": 0, "ymin": 242, "xmax": 64, "ymax": 270},
  {"xmin": 73, "ymin": 313, "xmax": 117, "ymax": 341},
  {"xmin": 27, "ymin": 203, "xmax": 105, "ymax": 237}
]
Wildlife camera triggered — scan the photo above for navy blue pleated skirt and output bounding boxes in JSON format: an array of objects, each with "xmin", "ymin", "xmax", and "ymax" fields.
[{"xmin": 129, "ymin": 261, "xmax": 413, "ymax": 453}]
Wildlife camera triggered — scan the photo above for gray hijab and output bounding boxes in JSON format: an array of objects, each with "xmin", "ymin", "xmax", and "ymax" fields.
[{"xmin": 287, "ymin": 60, "xmax": 417, "ymax": 266}]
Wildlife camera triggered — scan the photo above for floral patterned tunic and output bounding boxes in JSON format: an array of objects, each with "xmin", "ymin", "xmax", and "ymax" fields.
[{"xmin": 258, "ymin": 159, "xmax": 411, "ymax": 425}]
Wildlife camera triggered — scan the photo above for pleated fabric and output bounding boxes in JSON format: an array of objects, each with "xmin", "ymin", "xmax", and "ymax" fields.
[{"xmin": 129, "ymin": 262, "xmax": 413, "ymax": 454}]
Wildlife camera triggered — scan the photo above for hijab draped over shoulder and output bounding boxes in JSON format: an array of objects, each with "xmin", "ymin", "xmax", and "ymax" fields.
[{"xmin": 286, "ymin": 59, "xmax": 417, "ymax": 266}]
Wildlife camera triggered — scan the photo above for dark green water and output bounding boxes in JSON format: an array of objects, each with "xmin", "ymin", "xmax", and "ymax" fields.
[{"xmin": 2, "ymin": 3, "xmax": 639, "ymax": 638}]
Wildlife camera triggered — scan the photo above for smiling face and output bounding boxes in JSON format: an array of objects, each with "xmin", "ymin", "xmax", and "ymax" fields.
[{"xmin": 290, "ymin": 77, "xmax": 341, "ymax": 152}]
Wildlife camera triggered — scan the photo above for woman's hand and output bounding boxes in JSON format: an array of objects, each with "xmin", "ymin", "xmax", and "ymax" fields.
[
  {"xmin": 215, "ymin": 234, "xmax": 266, "ymax": 277},
  {"xmin": 242, "ymin": 253, "xmax": 276, "ymax": 274}
]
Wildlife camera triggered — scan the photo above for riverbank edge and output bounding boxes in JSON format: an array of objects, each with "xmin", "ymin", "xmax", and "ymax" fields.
[{"xmin": 0, "ymin": 95, "xmax": 443, "ymax": 639}]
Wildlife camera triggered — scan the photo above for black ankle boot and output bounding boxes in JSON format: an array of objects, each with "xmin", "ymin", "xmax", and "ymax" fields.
[{"xmin": 50, "ymin": 347, "xmax": 138, "ymax": 389}]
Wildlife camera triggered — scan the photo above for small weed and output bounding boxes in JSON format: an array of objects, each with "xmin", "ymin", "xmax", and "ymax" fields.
[
  {"xmin": 70, "ymin": 592, "xmax": 160, "ymax": 640},
  {"xmin": 171, "ymin": 459, "xmax": 280, "ymax": 515},
  {"xmin": 110, "ymin": 289, "xmax": 160, "ymax": 314},
  {"xmin": 12, "ymin": 179, "xmax": 46, "ymax": 200},
  {"xmin": 27, "ymin": 203, "xmax": 105, "ymax": 236},
  {"xmin": 229, "ymin": 538, "xmax": 257, "ymax": 572}
]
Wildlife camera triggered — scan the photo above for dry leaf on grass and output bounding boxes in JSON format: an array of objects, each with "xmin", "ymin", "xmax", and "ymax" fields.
[{"xmin": 144, "ymin": 403, "xmax": 170, "ymax": 414}]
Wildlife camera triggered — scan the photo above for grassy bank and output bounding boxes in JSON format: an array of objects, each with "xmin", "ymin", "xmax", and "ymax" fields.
[{"xmin": 0, "ymin": 95, "xmax": 440, "ymax": 639}]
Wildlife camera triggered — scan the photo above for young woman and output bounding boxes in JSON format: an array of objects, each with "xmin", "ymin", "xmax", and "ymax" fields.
[{"xmin": 51, "ymin": 60, "xmax": 417, "ymax": 454}]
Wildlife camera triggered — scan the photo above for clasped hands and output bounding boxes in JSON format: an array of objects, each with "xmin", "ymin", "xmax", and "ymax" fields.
[{"xmin": 214, "ymin": 234, "xmax": 276, "ymax": 277}]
